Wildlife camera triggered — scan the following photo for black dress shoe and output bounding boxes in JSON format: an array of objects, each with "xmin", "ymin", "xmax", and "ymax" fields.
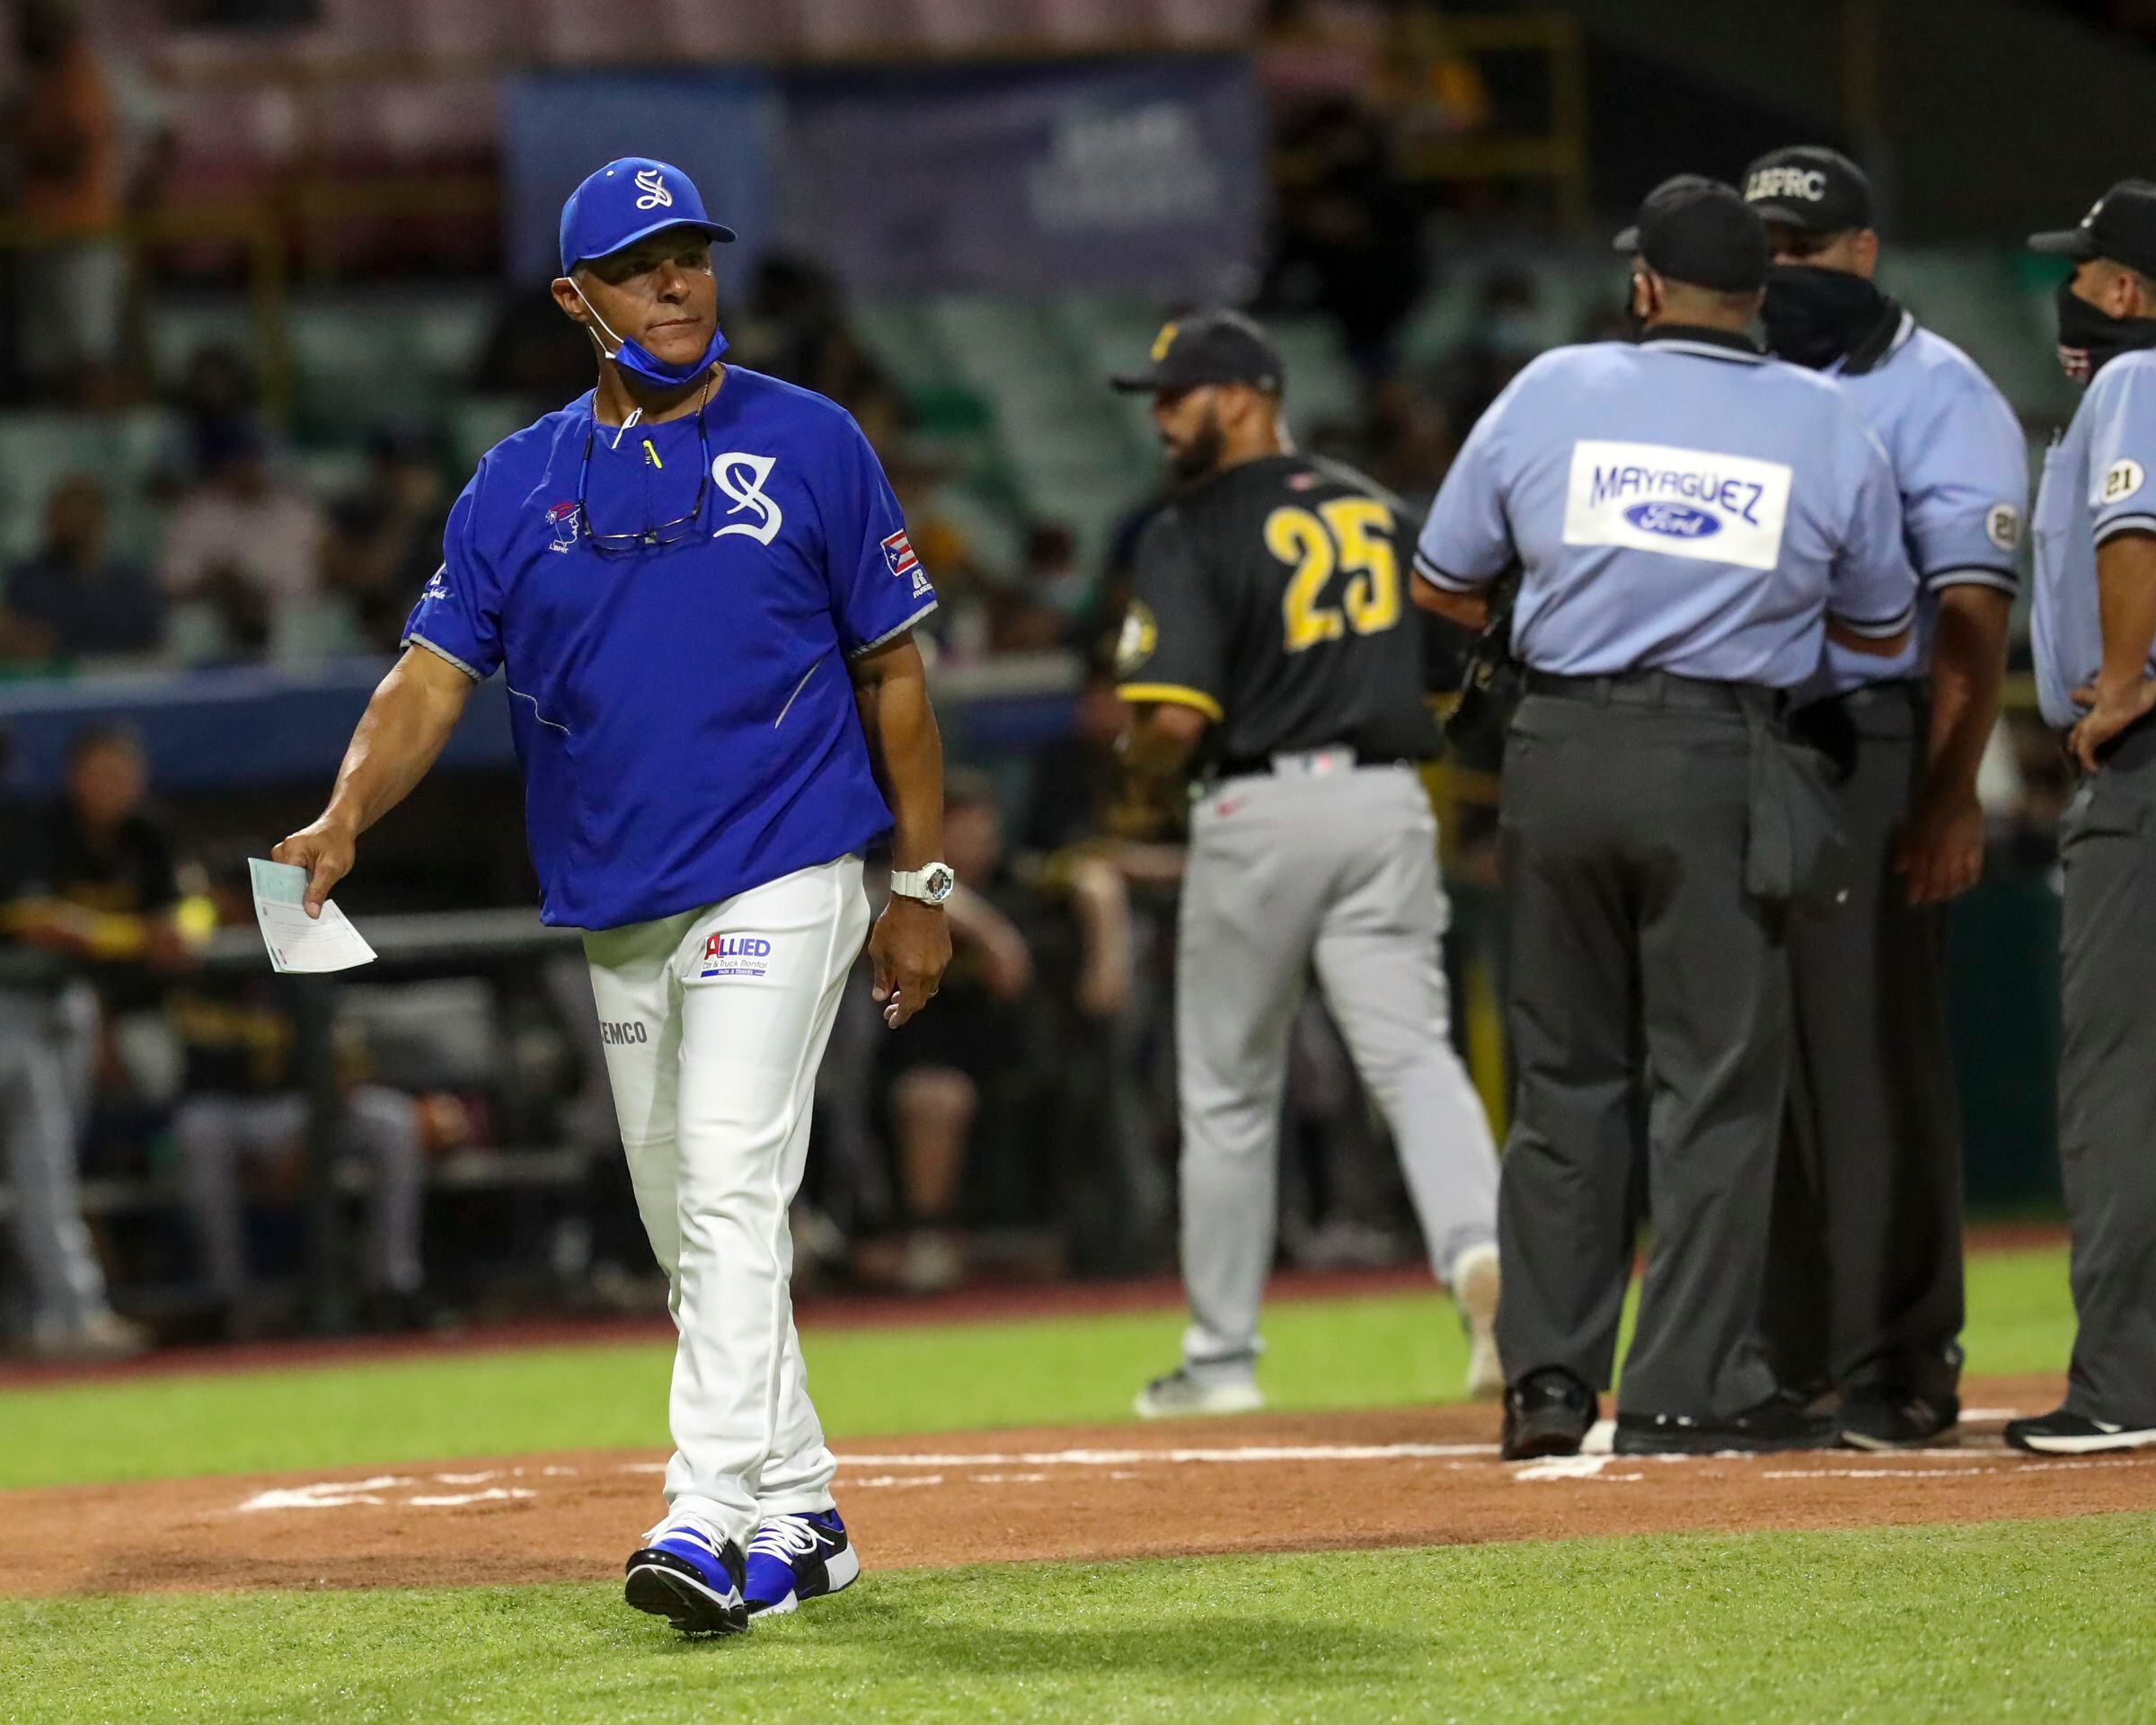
[
  {"xmin": 1502, "ymin": 1367, "xmax": 1597, "ymax": 1460},
  {"xmin": 1614, "ymin": 1391, "xmax": 1835, "ymax": 1455},
  {"xmin": 1838, "ymin": 1386, "xmax": 1958, "ymax": 1451},
  {"xmin": 2004, "ymin": 1406, "xmax": 2156, "ymax": 1455}
]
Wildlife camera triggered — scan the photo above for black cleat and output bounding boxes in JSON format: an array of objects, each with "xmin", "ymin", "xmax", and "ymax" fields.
[
  {"xmin": 2003, "ymin": 1407, "xmax": 2156, "ymax": 1455},
  {"xmin": 1838, "ymin": 1387, "xmax": 1958, "ymax": 1451},
  {"xmin": 1502, "ymin": 1367, "xmax": 1597, "ymax": 1460},
  {"xmin": 624, "ymin": 1526, "xmax": 750, "ymax": 1636},
  {"xmin": 1615, "ymin": 1391, "xmax": 1835, "ymax": 1455}
]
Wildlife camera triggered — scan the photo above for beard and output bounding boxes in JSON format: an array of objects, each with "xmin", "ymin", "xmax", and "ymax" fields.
[{"xmin": 1166, "ymin": 411, "xmax": 1225, "ymax": 482}]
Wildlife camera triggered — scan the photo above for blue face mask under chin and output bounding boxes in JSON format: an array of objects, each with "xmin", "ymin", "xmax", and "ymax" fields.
[{"xmin": 572, "ymin": 282, "xmax": 729, "ymax": 389}]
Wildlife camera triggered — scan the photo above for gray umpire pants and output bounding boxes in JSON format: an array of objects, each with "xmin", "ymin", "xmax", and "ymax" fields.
[
  {"xmin": 1175, "ymin": 760, "xmax": 1500, "ymax": 1373},
  {"xmin": 0, "ymin": 986, "xmax": 111, "ymax": 1331},
  {"xmin": 1497, "ymin": 687, "xmax": 1786, "ymax": 1419},
  {"xmin": 1762, "ymin": 684, "xmax": 1965, "ymax": 1402},
  {"xmin": 2056, "ymin": 721, "xmax": 2156, "ymax": 1429}
]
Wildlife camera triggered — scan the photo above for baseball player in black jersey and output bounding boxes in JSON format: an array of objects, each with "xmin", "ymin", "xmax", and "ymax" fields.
[{"xmin": 1109, "ymin": 310, "xmax": 1503, "ymax": 1418}]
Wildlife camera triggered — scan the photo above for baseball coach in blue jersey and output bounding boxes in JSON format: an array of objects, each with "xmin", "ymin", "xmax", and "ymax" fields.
[
  {"xmin": 1413, "ymin": 177, "xmax": 1917, "ymax": 1463},
  {"xmin": 2013, "ymin": 181, "xmax": 2156, "ymax": 1456},
  {"xmin": 1741, "ymin": 146, "xmax": 2028, "ymax": 1452},
  {"xmin": 274, "ymin": 159, "xmax": 955, "ymax": 1630}
]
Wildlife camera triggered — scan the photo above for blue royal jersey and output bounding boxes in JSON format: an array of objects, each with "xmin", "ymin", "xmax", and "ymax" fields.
[
  {"xmin": 2033, "ymin": 347, "xmax": 2156, "ymax": 728},
  {"xmin": 1807, "ymin": 314, "xmax": 2028, "ymax": 699},
  {"xmin": 1414, "ymin": 330, "xmax": 1916, "ymax": 687},
  {"xmin": 401, "ymin": 366, "xmax": 937, "ymax": 931}
]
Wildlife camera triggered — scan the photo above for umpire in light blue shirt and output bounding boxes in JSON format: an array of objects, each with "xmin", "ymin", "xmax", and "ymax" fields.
[
  {"xmin": 1413, "ymin": 176, "xmax": 1917, "ymax": 1462},
  {"xmin": 2011, "ymin": 181, "xmax": 2156, "ymax": 1456},
  {"xmin": 1742, "ymin": 146, "xmax": 2028, "ymax": 1452}
]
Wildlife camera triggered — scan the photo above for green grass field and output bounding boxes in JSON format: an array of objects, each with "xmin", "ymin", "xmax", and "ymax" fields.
[{"xmin": 4, "ymin": 1243, "xmax": 2143, "ymax": 1725}]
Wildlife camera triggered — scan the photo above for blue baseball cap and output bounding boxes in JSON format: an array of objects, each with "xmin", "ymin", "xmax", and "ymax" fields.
[{"xmin": 557, "ymin": 157, "xmax": 736, "ymax": 276}]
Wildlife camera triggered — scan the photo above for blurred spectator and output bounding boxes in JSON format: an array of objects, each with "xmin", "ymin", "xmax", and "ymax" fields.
[
  {"xmin": 1025, "ymin": 658, "xmax": 1138, "ymax": 853},
  {"xmin": 874, "ymin": 771, "xmax": 1038, "ymax": 1292},
  {"xmin": 168, "ymin": 346, "xmax": 264, "ymax": 484},
  {"xmin": 1361, "ymin": 376, "xmax": 1454, "ymax": 516},
  {"xmin": 472, "ymin": 287, "xmax": 595, "ymax": 413},
  {"xmin": 2, "ymin": 474, "xmax": 165, "ymax": 665},
  {"xmin": 886, "ymin": 445, "xmax": 993, "ymax": 663},
  {"xmin": 159, "ymin": 422, "xmax": 326, "ymax": 658},
  {"xmin": 167, "ymin": 977, "xmax": 426, "ymax": 1335},
  {"xmin": 5, "ymin": 0, "xmax": 125, "ymax": 402},
  {"xmin": 323, "ymin": 429, "xmax": 451, "ymax": 653},
  {"xmin": 1261, "ymin": 96, "xmax": 1426, "ymax": 373},
  {"xmin": 0, "ymin": 722, "xmax": 147, "ymax": 1359},
  {"xmin": 43, "ymin": 723, "xmax": 196, "ymax": 1119},
  {"xmin": 1017, "ymin": 522, "xmax": 1092, "ymax": 629}
]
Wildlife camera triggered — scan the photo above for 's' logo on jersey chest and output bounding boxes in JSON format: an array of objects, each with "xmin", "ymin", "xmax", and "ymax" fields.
[{"xmin": 713, "ymin": 453, "xmax": 783, "ymax": 545}]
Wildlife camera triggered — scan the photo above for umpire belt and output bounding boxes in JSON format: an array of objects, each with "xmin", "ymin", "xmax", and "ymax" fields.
[{"xmin": 1524, "ymin": 668, "xmax": 1772, "ymax": 717}]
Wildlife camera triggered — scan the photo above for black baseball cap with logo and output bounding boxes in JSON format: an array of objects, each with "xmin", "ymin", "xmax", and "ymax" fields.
[
  {"xmin": 1110, "ymin": 309, "xmax": 1285, "ymax": 394},
  {"xmin": 1611, "ymin": 175, "xmax": 1770, "ymax": 294},
  {"xmin": 2030, "ymin": 181, "xmax": 2156, "ymax": 279},
  {"xmin": 1741, "ymin": 145, "xmax": 1874, "ymax": 234}
]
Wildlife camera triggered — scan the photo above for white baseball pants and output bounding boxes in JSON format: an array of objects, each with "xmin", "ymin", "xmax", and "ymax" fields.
[{"xmin": 583, "ymin": 854, "xmax": 869, "ymax": 1548}]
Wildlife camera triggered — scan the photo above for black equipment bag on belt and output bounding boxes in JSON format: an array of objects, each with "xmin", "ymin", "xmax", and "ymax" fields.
[{"xmin": 1742, "ymin": 704, "xmax": 1853, "ymax": 911}]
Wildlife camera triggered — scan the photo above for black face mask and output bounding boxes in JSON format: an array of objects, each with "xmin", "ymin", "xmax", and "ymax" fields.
[
  {"xmin": 1761, "ymin": 265, "xmax": 1890, "ymax": 369},
  {"xmin": 2055, "ymin": 278, "xmax": 2156, "ymax": 385}
]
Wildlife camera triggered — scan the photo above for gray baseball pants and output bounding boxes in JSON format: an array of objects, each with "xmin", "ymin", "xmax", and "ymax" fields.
[
  {"xmin": 1496, "ymin": 689, "xmax": 1786, "ymax": 1419},
  {"xmin": 1763, "ymin": 684, "xmax": 1965, "ymax": 1402},
  {"xmin": 0, "ymin": 986, "xmax": 112, "ymax": 1331},
  {"xmin": 172, "ymin": 1088, "xmax": 426, "ymax": 1302},
  {"xmin": 2056, "ymin": 722, "xmax": 2156, "ymax": 1429},
  {"xmin": 1174, "ymin": 761, "xmax": 1499, "ymax": 1374}
]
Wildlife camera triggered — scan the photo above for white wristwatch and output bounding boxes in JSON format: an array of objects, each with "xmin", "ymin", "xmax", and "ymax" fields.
[{"xmin": 889, "ymin": 862, "xmax": 957, "ymax": 907}]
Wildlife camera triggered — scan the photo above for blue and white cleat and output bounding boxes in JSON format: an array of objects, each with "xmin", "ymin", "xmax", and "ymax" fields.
[
  {"xmin": 743, "ymin": 1510, "xmax": 862, "ymax": 1616},
  {"xmin": 624, "ymin": 1517, "xmax": 750, "ymax": 1635}
]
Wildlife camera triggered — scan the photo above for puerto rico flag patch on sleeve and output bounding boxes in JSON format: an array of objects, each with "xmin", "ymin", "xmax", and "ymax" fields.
[{"xmin": 881, "ymin": 527, "xmax": 932, "ymax": 597}]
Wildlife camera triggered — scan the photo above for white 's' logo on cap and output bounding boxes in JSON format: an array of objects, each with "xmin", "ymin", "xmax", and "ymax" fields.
[{"xmin": 634, "ymin": 168, "xmax": 674, "ymax": 212}]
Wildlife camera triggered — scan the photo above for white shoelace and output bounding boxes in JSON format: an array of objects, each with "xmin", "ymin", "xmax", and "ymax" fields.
[{"xmin": 747, "ymin": 1516, "xmax": 830, "ymax": 1561}]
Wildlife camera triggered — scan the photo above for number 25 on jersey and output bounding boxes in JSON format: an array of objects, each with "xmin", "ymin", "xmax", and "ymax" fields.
[{"xmin": 1267, "ymin": 498, "xmax": 1401, "ymax": 653}]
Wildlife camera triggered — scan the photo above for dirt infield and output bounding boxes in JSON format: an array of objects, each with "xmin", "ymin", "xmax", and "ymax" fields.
[{"xmin": 6, "ymin": 1375, "xmax": 2152, "ymax": 1598}]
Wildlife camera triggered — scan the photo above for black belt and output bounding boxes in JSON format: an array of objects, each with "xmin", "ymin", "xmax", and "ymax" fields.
[
  {"xmin": 1217, "ymin": 745, "xmax": 1401, "ymax": 779},
  {"xmin": 1799, "ymin": 677, "xmax": 1927, "ymax": 717},
  {"xmin": 1523, "ymin": 669, "xmax": 1768, "ymax": 715}
]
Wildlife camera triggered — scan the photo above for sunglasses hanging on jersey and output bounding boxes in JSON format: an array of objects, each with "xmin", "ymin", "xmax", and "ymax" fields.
[{"xmin": 575, "ymin": 377, "xmax": 712, "ymax": 555}]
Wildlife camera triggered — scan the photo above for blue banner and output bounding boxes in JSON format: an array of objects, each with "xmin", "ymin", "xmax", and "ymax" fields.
[{"xmin": 776, "ymin": 56, "xmax": 1267, "ymax": 298}]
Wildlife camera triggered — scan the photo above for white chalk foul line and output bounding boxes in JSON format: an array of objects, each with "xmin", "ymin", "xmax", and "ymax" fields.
[{"xmin": 237, "ymin": 1477, "xmax": 412, "ymax": 1512}]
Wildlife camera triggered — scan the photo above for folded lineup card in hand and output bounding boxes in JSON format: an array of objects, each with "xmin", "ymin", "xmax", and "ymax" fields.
[{"xmin": 249, "ymin": 858, "xmax": 377, "ymax": 974}]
